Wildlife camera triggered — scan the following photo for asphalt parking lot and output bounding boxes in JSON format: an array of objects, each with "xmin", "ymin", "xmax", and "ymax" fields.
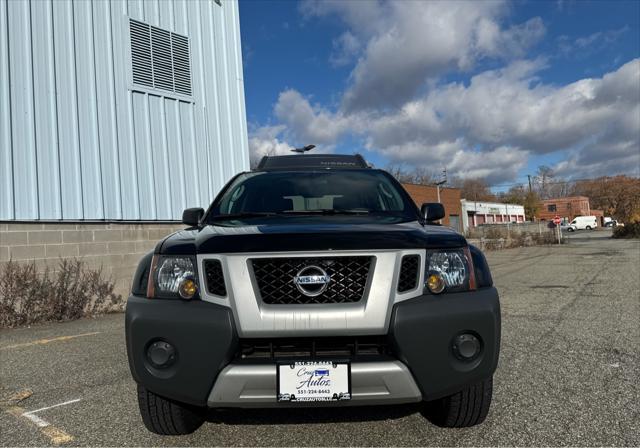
[{"xmin": 1, "ymin": 229, "xmax": 638, "ymax": 446}]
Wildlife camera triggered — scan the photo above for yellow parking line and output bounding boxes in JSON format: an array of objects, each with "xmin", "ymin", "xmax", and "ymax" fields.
[
  {"xmin": 41, "ymin": 426, "xmax": 74, "ymax": 445},
  {"xmin": 0, "ymin": 332, "xmax": 100, "ymax": 350},
  {"xmin": 5, "ymin": 406, "xmax": 74, "ymax": 445}
]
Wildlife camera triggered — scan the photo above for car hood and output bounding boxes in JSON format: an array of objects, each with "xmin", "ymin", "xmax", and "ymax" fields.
[{"xmin": 159, "ymin": 219, "xmax": 467, "ymax": 254}]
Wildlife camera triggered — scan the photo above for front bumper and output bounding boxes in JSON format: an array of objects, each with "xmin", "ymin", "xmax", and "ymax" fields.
[
  {"xmin": 208, "ymin": 361, "xmax": 422, "ymax": 407},
  {"xmin": 126, "ymin": 287, "xmax": 500, "ymax": 407}
]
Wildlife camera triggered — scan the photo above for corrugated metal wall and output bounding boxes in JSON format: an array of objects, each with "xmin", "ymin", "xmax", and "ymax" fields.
[{"xmin": 0, "ymin": 0, "xmax": 249, "ymax": 221}]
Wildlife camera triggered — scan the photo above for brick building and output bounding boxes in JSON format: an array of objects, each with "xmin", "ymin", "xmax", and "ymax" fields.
[
  {"xmin": 537, "ymin": 197, "xmax": 607, "ymax": 225},
  {"xmin": 401, "ymin": 183, "xmax": 463, "ymax": 232},
  {"xmin": 537, "ymin": 196, "xmax": 590, "ymax": 222}
]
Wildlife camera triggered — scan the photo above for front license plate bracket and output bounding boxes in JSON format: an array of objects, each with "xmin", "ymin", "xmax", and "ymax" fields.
[{"xmin": 277, "ymin": 361, "xmax": 351, "ymax": 403}]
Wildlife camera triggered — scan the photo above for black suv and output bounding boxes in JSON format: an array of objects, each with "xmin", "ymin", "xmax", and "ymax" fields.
[{"xmin": 126, "ymin": 154, "xmax": 500, "ymax": 435}]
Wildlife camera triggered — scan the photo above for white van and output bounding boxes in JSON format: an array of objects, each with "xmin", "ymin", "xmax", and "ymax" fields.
[{"xmin": 567, "ymin": 216, "xmax": 598, "ymax": 231}]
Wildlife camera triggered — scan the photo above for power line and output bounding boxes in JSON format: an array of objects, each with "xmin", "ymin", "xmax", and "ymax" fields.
[{"xmin": 491, "ymin": 176, "xmax": 632, "ymax": 189}]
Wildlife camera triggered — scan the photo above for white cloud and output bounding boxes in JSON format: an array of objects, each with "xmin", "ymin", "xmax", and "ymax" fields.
[
  {"xmin": 254, "ymin": 2, "xmax": 639, "ymax": 184},
  {"xmin": 273, "ymin": 89, "xmax": 352, "ymax": 145},
  {"xmin": 329, "ymin": 31, "xmax": 361, "ymax": 67},
  {"xmin": 558, "ymin": 26, "xmax": 630, "ymax": 58},
  {"xmin": 449, "ymin": 146, "xmax": 529, "ymax": 184},
  {"xmin": 302, "ymin": 0, "xmax": 545, "ymax": 111},
  {"xmin": 248, "ymin": 125, "xmax": 294, "ymax": 161},
  {"xmin": 263, "ymin": 58, "xmax": 640, "ymax": 183},
  {"xmin": 362, "ymin": 137, "xmax": 529, "ymax": 184}
]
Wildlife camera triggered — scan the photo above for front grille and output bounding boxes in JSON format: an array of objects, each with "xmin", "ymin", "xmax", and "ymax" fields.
[
  {"xmin": 251, "ymin": 256, "xmax": 373, "ymax": 304},
  {"xmin": 203, "ymin": 259, "xmax": 226, "ymax": 296},
  {"xmin": 238, "ymin": 336, "xmax": 389, "ymax": 360},
  {"xmin": 397, "ymin": 254, "xmax": 420, "ymax": 292}
]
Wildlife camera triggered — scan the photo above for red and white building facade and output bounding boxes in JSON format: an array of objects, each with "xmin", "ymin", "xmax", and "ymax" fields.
[{"xmin": 461, "ymin": 200, "xmax": 526, "ymax": 233}]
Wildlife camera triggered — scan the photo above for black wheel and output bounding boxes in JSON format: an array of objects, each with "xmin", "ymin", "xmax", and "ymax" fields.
[
  {"xmin": 423, "ymin": 377, "xmax": 493, "ymax": 428},
  {"xmin": 137, "ymin": 384, "xmax": 205, "ymax": 435},
  {"xmin": 586, "ymin": 226, "xmax": 592, "ymax": 230},
  {"xmin": 567, "ymin": 227, "xmax": 574, "ymax": 232}
]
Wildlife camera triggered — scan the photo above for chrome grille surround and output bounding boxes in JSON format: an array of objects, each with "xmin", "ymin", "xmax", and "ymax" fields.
[{"xmin": 197, "ymin": 250, "xmax": 425, "ymax": 338}]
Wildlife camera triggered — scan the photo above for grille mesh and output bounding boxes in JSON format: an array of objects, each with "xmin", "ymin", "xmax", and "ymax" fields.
[
  {"xmin": 251, "ymin": 257, "xmax": 373, "ymax": 305},
  {"xmin": 204, "ymin": 259, "xmax": 226, "ymax": 296},
  {"xmin": 397, "ymin": 255, "xmax": 420, "ymax": 292}
]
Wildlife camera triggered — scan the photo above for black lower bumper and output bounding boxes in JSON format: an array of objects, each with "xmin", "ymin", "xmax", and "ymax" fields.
[
  {"xmin": 126, "ymin": 287, "xmax": 500, "ymax": 406},
  {"xmin": 390, "ymin": 286, "xmax": 501, "ymax": 400},
  {"xmin": 125, "ymin": 297, "xmax": 238, "ymax": 406}
]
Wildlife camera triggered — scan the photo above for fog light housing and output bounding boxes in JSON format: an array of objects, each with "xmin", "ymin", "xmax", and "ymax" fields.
[
  {"xmin": 452, "ymin": 333, "xmax": 481, "ymax": 361},
  {"xmin": 147, "ymin": 341, "xmax": 176, "ymax": 368},
  {"xmin": 178, "ymin": 276, "xmax": 198, "ymax": 300},
  {"xmin": 426, "ymin": 273, "xmax": 446, "ymax": 294}
]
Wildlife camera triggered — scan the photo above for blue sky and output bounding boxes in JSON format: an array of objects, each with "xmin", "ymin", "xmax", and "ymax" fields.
[{"xmin": 238, "ymin": 0, "xmax": 640, "ymax": 187}]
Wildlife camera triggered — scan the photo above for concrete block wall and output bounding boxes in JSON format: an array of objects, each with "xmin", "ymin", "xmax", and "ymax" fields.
[{"xmin": 0, "ymin": 222, "xmax": 184, "ymax": 298}]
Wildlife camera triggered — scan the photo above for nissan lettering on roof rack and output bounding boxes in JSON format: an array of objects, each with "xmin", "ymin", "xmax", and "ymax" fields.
[{"xmin": 125, "ymin": 153, "xmax": 501, "ymax": 435}]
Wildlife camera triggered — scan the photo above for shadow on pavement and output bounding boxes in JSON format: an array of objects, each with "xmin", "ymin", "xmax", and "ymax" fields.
[{"xmin": 206, "ymin": 403, "xmax": 420, "ymax": 425}]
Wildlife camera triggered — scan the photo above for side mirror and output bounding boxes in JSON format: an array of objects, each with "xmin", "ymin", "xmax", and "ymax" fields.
[
  {"xmin": 182, "ymin": 207, "xmax": 204, "ymax": 227},
  {"xmin": 421, "ymin": 203, "xmax": 445, "ymax": 222}
]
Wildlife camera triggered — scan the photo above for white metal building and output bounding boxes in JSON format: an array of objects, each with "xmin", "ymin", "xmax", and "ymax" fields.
[
  {"xmin": 1, "ymin": 0, "xmax": 249, "ymax": 221},
  {"xmin": 461, "ymin": 200, "xmax": 526, "ymax": 233}
]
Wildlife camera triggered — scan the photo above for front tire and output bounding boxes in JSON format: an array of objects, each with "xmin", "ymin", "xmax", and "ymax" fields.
[
  {"xmin": 423, "ymin": 377, "xmax": 493, "ymax": 427},
  {"xmin": 586, "ymin": 226, "xmax": 592, "ymax": 230},
  {"xmin": 137, "ymin": 384, "xmax": 205, "ymax": 435}
]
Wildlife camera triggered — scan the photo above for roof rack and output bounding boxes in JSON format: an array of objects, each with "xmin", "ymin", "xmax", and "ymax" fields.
[{"xmin": 255, "ymin": 154, "xmax": 369, "ymax": 171}]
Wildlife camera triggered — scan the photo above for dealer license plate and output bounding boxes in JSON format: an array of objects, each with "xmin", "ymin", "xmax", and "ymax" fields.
[{"xmin": 277, "ymin": 361, "xmax": 351, "ymax": 402}]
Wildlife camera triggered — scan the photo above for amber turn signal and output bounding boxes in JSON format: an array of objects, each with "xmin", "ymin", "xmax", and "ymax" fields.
[
  {"xmin": 426, "ymin": 273, "xmax": 446, "ymax": 294},
  {"xmin": 178, "ymin": 277, "xmax": 198, "ymax": 300}
]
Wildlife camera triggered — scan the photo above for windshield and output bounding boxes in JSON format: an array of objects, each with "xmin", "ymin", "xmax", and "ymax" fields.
[{"xmin": 207, "ymin": 170, "xmax": 418, "ymax": 223}]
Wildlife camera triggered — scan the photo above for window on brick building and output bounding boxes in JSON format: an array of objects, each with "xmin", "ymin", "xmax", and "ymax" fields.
[{"xmin": 547, "ymin": 204, "xmax": 557, "ymax": 212}]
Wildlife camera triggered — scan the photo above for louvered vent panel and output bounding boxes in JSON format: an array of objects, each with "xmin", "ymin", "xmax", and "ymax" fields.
[
  {"xmin": 130, "ymin": 20, "xmax": 153, "ymax": 88},
  {"xmin": 172, "ymin": 34, "xmax": 192, "ymax": 95},
  {"xmin": 150, "ymin": 26, "xmax": 174, "ymax": 91},
  {"xmin": 129, "ymin": 19, "xmax": 192, "ymax": 97}
]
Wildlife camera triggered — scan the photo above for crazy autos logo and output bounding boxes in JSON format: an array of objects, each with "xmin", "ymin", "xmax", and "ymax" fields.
[{"xmin": 295, "ymin": 367, "xmax": 331, "ymax": 390}]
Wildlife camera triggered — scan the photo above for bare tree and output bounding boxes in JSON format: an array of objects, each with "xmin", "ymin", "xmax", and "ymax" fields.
[
  {"xmin": 534, "ymin": 165, "xmax": 555, "ymax": 199},
  {"xmin": 385, "ymin": 164, "xmax": 439, "ymax": 185},
  {"xmin": 573, "ymin": 175, "xmax": 640, "ymax": 222},
  {"xmin": 449, "ymin": 178, "xmax": 496, "ymax": 202}
]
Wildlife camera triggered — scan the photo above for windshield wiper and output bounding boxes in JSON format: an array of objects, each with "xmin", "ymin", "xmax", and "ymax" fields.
[
  {"xmin": 209, "ymin": 212, "xmax": 279, "ymax": 221},
  {"xmin": 280, "ymin": 209, "xmax": 371, "ymax": 215}
]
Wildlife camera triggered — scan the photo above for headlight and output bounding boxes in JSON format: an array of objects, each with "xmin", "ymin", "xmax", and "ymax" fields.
[
  {"xmin": 425, "ymin": 248, "xmax": 476, "ymax": 294},
  {"xmin": 147, "ymin": 256, "xmax": 198, "ymax": 299}
]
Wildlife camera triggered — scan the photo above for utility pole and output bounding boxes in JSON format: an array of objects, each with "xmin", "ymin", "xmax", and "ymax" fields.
[
  {"xmin": 473, "ymin": 190, "xmax": 478, "ymax": 229},
  {"xmin": 527, "ymin": 174, "xmax": 535, "ymax": 222},
  {"xmin": 506, "ymin": 203, "xmax": 510, "ymax": 240},
  {"xmin": 434, "ymin": 168, "xmax": 447, "ymax": 224},
  {"xmin": 435, "ymin": 167, "xmax": 447, "ymax": 203}
]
